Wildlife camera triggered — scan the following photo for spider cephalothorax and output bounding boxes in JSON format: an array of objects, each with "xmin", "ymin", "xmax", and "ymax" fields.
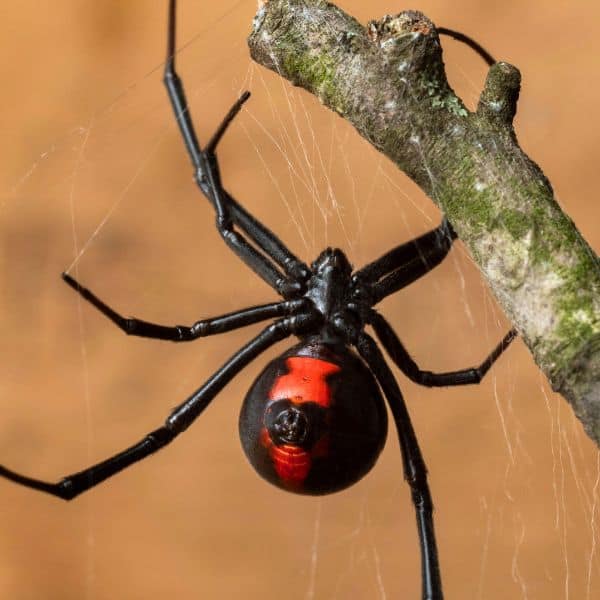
[
  {"xmin": 0, "ymin": 2, "xmax": 515, "ymax": 599},
  {"xmin": 304, "ymin": 248, "xmax": 374, "ymax": 341}
]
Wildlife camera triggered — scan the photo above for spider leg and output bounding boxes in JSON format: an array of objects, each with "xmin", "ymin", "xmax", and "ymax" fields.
[
  {"xmin": 357, "ymin": 218, "xmax": 456, "ymax": 284},
  {"xmin": 355, "ymin": 218, "xmax": 457, "ymax": 304},
  {"xmin": 369, "ymin": 310, "xmax": 517, "ymax": 386},
  {"xmin": 356, "ymin": 332, "xmax": 442, "ymax": 600},
  {"xmin": 0, "ymin": 316, "xmax": 306, "ymax": 500},
  {"xmin": 200, "ymin": 107, "xmax": 306, "ymax": 298},
  {"xmin": 438, "ymin": 28, "xmax": 495, "ymax": 66},
  {"xmin": 164, "ymin": 0, "xmax": 309, "ymax": 293},
  {"xmin": 62, "ymin": 273, "xmax": 305, "ymax": 341}
]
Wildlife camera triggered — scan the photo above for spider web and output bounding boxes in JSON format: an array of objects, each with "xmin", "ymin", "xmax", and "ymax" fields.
[{"xmin": 0, "ymin": 1, "xmax": 598, "ymax": 599}]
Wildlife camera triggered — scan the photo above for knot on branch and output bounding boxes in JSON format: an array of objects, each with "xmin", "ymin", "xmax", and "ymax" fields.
[
  {"xmin": 366, "ymin": 11, "xmax": 443, "ymax": 76},
  {"xmin": 478, "ymin": 62, "xmax": 521, "ymax": 128},
  {"xmin": 367, "ymin": 12, "xmax": 433, "ymax": 40}
]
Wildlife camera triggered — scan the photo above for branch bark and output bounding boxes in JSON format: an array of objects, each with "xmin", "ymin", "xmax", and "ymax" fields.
[{"xmin": 248, "ymin": 0, "xmax": 600, "ymax": 446}]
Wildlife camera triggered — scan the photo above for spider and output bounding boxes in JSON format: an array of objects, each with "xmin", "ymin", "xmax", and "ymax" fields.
[{"xmin": 0, "ymin": 2, "xmax": 516, "ymax": 598}]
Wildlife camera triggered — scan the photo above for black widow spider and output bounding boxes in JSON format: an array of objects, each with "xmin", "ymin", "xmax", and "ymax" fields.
[{"xmin": 0, "ymin": 2, "xmax": 516, "ymax": 599}]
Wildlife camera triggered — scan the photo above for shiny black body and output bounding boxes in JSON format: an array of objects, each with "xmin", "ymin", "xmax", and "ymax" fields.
[{"xmin": 0, "ymin": 3, "xmax": 515, "ymax": 599}]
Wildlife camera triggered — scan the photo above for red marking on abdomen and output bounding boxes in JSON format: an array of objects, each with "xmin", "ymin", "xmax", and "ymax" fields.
[
  {"xmin": 262, "ymin": 356, "xmax": 340, "ymax": 486},
  {"xmin": 269, "ymin": 356, "xmax": 341, "ymax": 408},
  {"xmin": 270, "ymin": 444, "xmax": 311, "ymax": 485}
]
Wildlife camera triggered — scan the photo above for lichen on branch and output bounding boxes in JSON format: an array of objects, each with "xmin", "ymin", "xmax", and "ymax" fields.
[{"xmin": 248, "ymin": 0, "xmax": 600, "ymax": 446}]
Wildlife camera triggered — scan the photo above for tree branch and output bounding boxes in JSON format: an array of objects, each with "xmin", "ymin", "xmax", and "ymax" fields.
[{"xmin": 248, "ymin": 0, "xmax": 600, "ymax": 446}]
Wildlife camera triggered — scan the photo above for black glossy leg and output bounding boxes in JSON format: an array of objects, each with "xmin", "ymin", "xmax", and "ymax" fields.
[
  {"xmin": 0, "ymin": 318, "xmax": 299, "ymax": 500},
  {"xmin": 356, "ymin": 218, "xmax": 456, "ymax": 304},
  {"xmin": 370, "ymin": 310, "xmax": 517, "ymax": 387},
  {"xmin": 438, "ymin": 28, "xmax": 495, "ymax": 66},
  {"xmin": 164, "ymin": 0, "xmax": 309, "ymax": 289},
  {"xmin": 62, "ymin": 273, "xmax": 305, "ymax": 341},
  {"xmin": 356, "ymin": 332, "xmax": 442, "ymax": 600},
  {"xmin": 357, "ymin": 218, "xmax": 456, "ymax": 284},
  {"xmin": 201, "ymin": 103, "xmax": 303, "ymax": 298}
]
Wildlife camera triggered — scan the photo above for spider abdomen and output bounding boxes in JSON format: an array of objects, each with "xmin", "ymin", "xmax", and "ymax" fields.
[{"xmin": 239, "ymin": 340, "xmax": 387, "ymax": 495}]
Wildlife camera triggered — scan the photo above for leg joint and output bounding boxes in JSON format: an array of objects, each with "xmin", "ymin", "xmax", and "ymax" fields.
[
  {"xmin": 57, "ymin": 479, "xmax": 78, "ymax": 501},
  {"xmin": 123, "ymin": 318, "xmax": 138, "ymax": 335},
  {"xmin": 276, "ymin": 278, "xmax": 304, "ymax": 298}
]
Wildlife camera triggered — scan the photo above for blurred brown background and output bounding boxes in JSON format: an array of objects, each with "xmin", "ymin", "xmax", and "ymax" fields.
[{"xmin": 0, "ymin": 1, "xmax": 598, "ymax": 598}]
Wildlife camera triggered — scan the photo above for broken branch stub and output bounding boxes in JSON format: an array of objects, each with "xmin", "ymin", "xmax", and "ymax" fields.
[{"xmin": 248, "ymin": 0, "xmax": 600, "ymax": 446}]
